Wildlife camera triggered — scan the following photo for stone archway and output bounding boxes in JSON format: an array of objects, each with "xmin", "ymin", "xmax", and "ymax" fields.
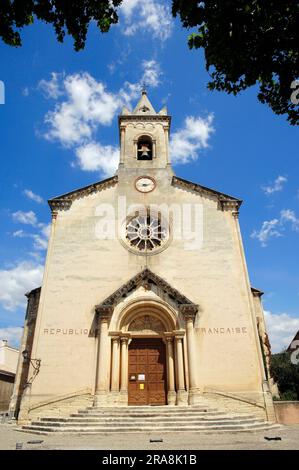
[
  {"xmin": 94, "ymin": 300, "xmax": 193, "ymax": 407},
  {"xmin": 93, "ymin": 270, "xmax": 200, "ymax": 407},
  {"xmin": 118, "ymin": 299, "xmax": 177, "ymax": 333}
]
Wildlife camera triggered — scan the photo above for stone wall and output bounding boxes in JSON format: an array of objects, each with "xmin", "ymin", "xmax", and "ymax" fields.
[
  {"xmin": 274, "ymin": 401, "xmax": 299, "ymax": 424},
  {"xmin": 9, "ymin": 287, "xmax": 41, "ymax": 418},
  {"xmin": 21, "ymin": 391, "xmax": 94, "ymax": 423},
  {"xmin": 202, "ymin": 392, "xmax": 268, "ymax": 420}
]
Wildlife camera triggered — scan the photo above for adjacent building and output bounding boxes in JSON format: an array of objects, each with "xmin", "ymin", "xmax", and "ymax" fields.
[{"xmin": 0, "ymin": 340, "xmax": 18, "ymax": 411}]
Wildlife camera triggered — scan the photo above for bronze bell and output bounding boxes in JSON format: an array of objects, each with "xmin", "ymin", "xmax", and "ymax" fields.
[{"xmin": 140, "ymin": 144, "xmax": 150, "ymax": 158}]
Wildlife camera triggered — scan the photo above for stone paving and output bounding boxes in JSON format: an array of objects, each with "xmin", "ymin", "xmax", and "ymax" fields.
[{"xmin": 0, "ymin": 423, "xmax": 299, "ymax": 450}]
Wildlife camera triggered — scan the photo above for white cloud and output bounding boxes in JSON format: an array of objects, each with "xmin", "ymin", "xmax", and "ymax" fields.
[
  {"xmin": 141, "ymin": 60, "xmax": 161, "ymax": 88},
  {"xmin": 120, "ymin": 0, "xmax": 173, "ymax": 41},
  {"xmin": 0, "ymin": 262, "xmax": 43, "ymax": 311},
  {"xmin": 13, "ymin": 229, "xmax": 26, "ymax": 238},
  {"xmin": 38, "ymin": 72, "xmax": 64, "ymax": 99},
  {"xmin": 251, "ymin": 219, "xmax": 281, "ymax": 247},
  {"xmin": 0, "ymin": 327, "xmax": 23, "ymax": 349},
  {"xmin": 40, "ymin": 62, "xmax": 162, "ymax": 177},
  {"xmin": 12, "ymin": 210, "xmax": 37, "ymax": 226},
  {"xmin": 23, "ymin": 189, "xmax": 44, "ymax": 204},
  {"xmin": 262, "ymin": 175, "xmax": 287, "ymax": 195},
  {"xmin": 264, "ymin": 310, "xmax": 299, "ymax": 353},
  {"xmin": 170, "ymin": 114, "xmax": 215, "ymax": 164},
  {"xmin": 12, "ymin": 218, "xmax": 51, "ymax": 252},
  {"xmin": 75, "ymin": 142, "xmax": 119, "ymax": 177},
  {"xmin": 31, "ymin": 222, "xmax": 51, "ymax": 251},
  {"xmin": 44, "ymin": 73, "xmax": 119, "ymax": 146},
  {"xmin": 39, "ymin": 223, "xmax": 51, "ymax": 239},
  {"xmin": 120, "ymin": 60, "xmax": 161, "ymax": 105},
  {"xmin": 280, "ymin": 209, "xmax": 299, "ymax": 231},
  {"xmin": 251, "ymin": 209, "xmax": 299, "ymax": 246}
]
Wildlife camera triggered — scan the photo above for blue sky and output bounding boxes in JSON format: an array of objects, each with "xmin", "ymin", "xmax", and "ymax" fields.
[{"xmin": 0, "ymin": 0, "xmax": 298, "ymax": 352}]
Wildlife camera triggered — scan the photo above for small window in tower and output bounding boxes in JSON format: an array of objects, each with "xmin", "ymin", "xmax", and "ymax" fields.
[{"xmin": 137, "ymin": 136, "xmax": 153, "ymax": 161}]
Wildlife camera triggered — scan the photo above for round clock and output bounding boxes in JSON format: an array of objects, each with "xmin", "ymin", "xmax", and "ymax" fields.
[{"xmin": 135, "ymin": 176, "xmax": 156, "ymax": 193}]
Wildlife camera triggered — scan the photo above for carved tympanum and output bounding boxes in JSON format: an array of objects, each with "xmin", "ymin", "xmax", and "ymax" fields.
[{"xmin": 129, "ymin": 315, "xmax": 164, "ymax": 333}]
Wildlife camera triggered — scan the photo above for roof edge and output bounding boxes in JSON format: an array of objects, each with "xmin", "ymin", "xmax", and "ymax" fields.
[
  {"xmin": 25, "ymin": 286, "xmax": 41, "ymax": 298},
  {"xmin": 48, "ymin": 175, "xmax": 118, "ymax": 203},
  {"xmin": 251, "ymin": 286, "xmax": 264, "ymax": 297},
  {"xmin": 172, "ymin": 176, "xmax": 242, "ymax": 207}
]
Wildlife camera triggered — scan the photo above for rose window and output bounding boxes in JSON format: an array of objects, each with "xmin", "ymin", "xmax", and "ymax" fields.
[{"xmin": 126, "ymin": 214, "xmax": 168, "ymax": 252}]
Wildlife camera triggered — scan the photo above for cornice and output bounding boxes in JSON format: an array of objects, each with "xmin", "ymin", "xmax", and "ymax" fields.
[
  {"xmin": 118, "ymin": 115, "xmax": 171, "ymax": 124},
  {"xmin": 172, "ymin": 176, "xmax": 242, "ymax": 212},
  {"xmin": 251, "ymin": 287, "xmax": 264, "ymax": 297},
  {"xmin": 48, "ymin": 176, "xmax": 118, "ymax": 213},
  {"xmin": 179, "ymin": 304, "xmax": 198, "ymax": 319}
]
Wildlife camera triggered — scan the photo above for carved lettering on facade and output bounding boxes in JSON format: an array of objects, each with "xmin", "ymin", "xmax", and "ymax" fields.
[
  {"xmin": 43, "ymin": 328, "xmax": 89, "ymax": 336},
  {"xmin": 198, "ymin": 327, "xmax": 247, "ymax": 335}
]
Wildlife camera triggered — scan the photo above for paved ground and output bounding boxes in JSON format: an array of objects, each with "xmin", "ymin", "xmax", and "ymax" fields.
[{"xmin": 0, "ymin": 423, "xmax": 298, "ymax": 450}]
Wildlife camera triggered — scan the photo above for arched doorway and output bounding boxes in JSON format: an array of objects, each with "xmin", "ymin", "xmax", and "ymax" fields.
[{"xmin": 119, "ymin": 301, "xmax": 178, "ymax": 406}]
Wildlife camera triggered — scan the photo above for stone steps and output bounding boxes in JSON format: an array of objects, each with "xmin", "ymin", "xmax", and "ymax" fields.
[
  {"xmin": 19, "ymin": 405, "xmax": 280, "ymax": 435},
  {"xmin": 20, "ymin": 423, "xmax": 280, "ymax": 435},
  {"xmin": 32, "ymin": 418, "xmax": 265, "ymax": 427},
  {"xmin": 71, "ymin": 411, "xmax": 226, "ymax": 418},
  {"xmin": 37, "ymin": 416, "xmax": 261, "ymax": 424}
]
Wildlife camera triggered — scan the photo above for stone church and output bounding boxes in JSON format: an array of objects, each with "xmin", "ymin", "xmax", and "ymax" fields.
[{"xmin": 10, "ymin": 91, "xmax": 276, "ymax": 428}]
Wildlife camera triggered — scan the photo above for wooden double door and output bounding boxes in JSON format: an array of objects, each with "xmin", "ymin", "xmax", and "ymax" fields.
[{"xmin": 128, "ymin": 338, "xmax": 167, "ymax": 406}]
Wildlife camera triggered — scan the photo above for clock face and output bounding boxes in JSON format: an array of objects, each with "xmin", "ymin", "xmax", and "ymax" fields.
[{"xmin": 135, "ymin": 176, "xmax": 156, "ymax": 193}]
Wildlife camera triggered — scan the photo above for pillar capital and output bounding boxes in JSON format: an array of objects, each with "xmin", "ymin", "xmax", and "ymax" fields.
[
  {"xmin": 95, "ymin": 304, "xmax": 113, "ymax": 321},
  {"xmin": 111, "ymin": 336, "xmax": 120, "ymax": 344},
  {"xmin": 164, "ymin": 332, "xmax": 174, "ymax": 342},
  {"xmin": 120, "ymin": 334, "xmax": 130, "ymax": 344},
  {"xmin": 173, "ymin": 330, "xmax": 185, "ymax": 340},
  {"xmin": 165, "ymin": 336, "xmax": 174, "ymax": 343},
  {"xmin": 179, "ymin": 304, "xmax": 198, "ymax": 323},
  {"xmin": 109, "ymin": 331, "xmax": 121, "ymax": 337}
]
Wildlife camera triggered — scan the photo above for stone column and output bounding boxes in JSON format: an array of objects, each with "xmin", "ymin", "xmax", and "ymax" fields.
[
  {"xmin": 164, "ymin": 127, "xmax": 170, "ymax": 165},
  {"xmin": 186, "ymin": 317, "xmax": 197, "ymax": 389},
  {"xmin": 165, "ymin": 334, "xmax": 176, "ymax": 405},
  {"xmin": 133, "ymin": 140, "xmax": 137, "ymax": 160},
  {"xmin": 119, "ymin": 335, "xmax": 129, "ymax": 405},
  {"xmin": 120, "ymin": 126, "xmax": 125, "ymax": 165},
  {"xmin": 120, "ymin": 336, "xmax": 129, "ymax": 392},
  {"xmin": 152, "ymin": 140, "xmax": 156, "ymax": 159},
  {"xmin": 111, "ymin": 336, "xmax": 120, "ymax": 392},
  {"xmin": 181, "ymin": 305, "xmax": 201, "ymax": 404},
  {"xmin": 174, "ymin": 333, "xmax": 187, "ymax": 405},
  {"xmin": 94, "ymin": 308, "xmax": 112, "ymax": 406}
]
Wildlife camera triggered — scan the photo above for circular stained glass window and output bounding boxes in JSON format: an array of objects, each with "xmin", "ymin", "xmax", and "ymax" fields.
[{"xmin": 125, "ymin": 213, "xmax": 169, "ymax": 253}]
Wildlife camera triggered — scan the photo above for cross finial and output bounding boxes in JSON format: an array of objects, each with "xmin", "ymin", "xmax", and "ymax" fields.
[{"xmin": 141, "ymin": 82, "xmax": 147, "ymax": 95}]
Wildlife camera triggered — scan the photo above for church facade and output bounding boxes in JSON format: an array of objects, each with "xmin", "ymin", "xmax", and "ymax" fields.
[{"xmin": 11, "ymin": 92, "xmax": 276, "ymax": 422}]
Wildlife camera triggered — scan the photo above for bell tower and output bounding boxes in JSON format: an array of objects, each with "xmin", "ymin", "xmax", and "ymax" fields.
[{"xmin": 118, "ymin": 90, "xmax": 172, "ymax": 176}]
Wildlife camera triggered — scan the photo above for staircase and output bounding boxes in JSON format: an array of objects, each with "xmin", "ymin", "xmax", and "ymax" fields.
[{"xmin": 19, "ymin": 405, "xmax": 280, "ymax": 435}]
